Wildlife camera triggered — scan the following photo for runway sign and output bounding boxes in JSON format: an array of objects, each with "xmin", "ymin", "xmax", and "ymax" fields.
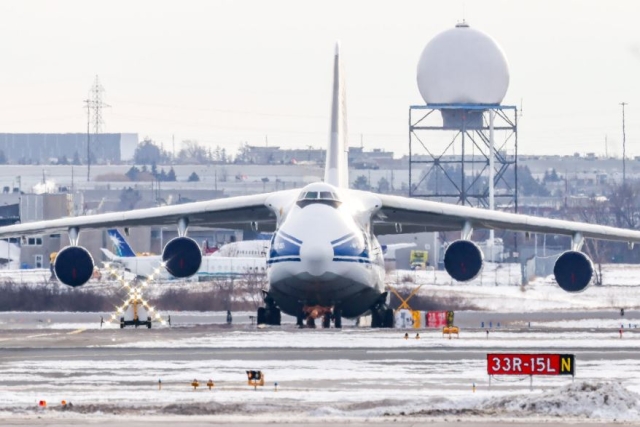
[{"xmin": 487, "ymin": 353, "xmax": 575, "ymax": 376}]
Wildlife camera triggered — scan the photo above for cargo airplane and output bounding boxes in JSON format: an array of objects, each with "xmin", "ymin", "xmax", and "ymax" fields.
[{"xmin": 2, "ymin": 44, "xmax": 640, "ymax": 328}]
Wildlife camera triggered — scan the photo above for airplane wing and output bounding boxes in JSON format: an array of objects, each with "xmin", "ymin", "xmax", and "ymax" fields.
[
  {"xmin": 372, "ymin": 193, "xmax": 640, "ymax": 243},
  {"xmin": 0, "ymin": 191, "xmax": 294, "ymax": 239}
]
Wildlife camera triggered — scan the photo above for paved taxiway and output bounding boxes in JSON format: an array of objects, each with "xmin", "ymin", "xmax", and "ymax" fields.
[
  {"xmin": 1, "ymin": 311, "xmax": 640, "ymax": 424},
  {"xmin": 0, "ymin": 421, "xmax": 632, "ymax": 427}
]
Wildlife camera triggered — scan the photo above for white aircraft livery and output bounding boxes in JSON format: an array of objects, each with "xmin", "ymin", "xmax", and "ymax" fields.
[
  {"xmin": 3, "ymin": 43, "xmax": 640, "ymax": 328},
  {"xmin": 102, "ymin": 229, "xmax": 266, "ymax": 280}
]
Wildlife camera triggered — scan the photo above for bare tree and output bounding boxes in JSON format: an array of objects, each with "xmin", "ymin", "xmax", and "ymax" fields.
[
  {"xmin": 608, "ymin": 183, "xmax": 640, "ymax": 229},
  {"xmin": 238, "ymin": 272, "xmax": 268, "ymax": 310},
  {"xmin": 578, "ymin": 196, "xmax": 611, "ymax": 286},
  {"xmin": 178, "ymin": 140, "xmax": 209, "ymax": 164}
]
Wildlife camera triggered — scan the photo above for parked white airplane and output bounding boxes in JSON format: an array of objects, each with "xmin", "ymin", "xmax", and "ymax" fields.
[
  {"xmin": 211, "ymin": 239, "xmax": 270, "ymax": 258},
  {"xmin": 102, "ymin": 229, "xmax": 266, "ymax": 279},
  {"xmin": 2, "ymin": 43, "xmax": 640, "ymax": 328}
]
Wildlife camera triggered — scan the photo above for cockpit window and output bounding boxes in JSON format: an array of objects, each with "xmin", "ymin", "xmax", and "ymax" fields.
[{"xmin": 296, "ymin": 188, "xmax": 341, "ymax": 208}]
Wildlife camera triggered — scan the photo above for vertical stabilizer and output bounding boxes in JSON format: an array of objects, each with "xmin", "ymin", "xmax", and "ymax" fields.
[
  {"xmin": 107, "ymin": 229, "xmax": 136, "ymax": 257},
  {"xmin": 324, "ymin": 42, "xmax": 349, "ymax": 188}
]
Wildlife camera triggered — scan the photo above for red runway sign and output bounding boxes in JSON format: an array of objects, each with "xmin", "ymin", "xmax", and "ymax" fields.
[{"xmin": 487, "ymin": 354, "xmax": 575, "ymax": 376}]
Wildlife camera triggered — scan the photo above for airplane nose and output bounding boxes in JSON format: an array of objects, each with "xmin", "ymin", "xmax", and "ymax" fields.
[{"xmin": 299, "ymin": 241, "xmax": 333, "ymax": 276}]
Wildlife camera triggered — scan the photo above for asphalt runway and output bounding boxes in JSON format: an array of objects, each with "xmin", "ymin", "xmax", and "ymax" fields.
[
  {"xmin": 0, "ymin": 421, "xmax": 630, "ymax": 427},
  {"xmin": 2, "ymin": 311, "xmax": 640, "ymax": 425},
  {"xmin": 1, "ymin": 308, "xmax": 635, "ymax": 329}
]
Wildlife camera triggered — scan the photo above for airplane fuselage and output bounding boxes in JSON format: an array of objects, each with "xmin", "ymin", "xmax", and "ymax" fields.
[
  {"xmin": 111, "ymin": 254, "xmax": 266, "ymax": 280},
  {"xmin": 266, "ymin": 186, "xmax": 385, "ymax": 318}
]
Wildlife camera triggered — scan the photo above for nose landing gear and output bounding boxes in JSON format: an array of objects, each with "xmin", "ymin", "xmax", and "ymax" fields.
[{"xmin": 298, "ymin": 304, "xmax": 342, "ymax": 329}]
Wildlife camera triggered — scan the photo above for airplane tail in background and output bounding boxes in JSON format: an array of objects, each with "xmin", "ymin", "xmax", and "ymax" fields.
[
  {"xmin": 106, "ymin": 229, "xmax": 136, "ymax": 257},
  {"xmin": 324, "ymin": 42, "xmax": 349, "ymax": 189}
]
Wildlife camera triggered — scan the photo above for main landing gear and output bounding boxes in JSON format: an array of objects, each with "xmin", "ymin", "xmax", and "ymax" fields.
[
  {"xmin": 371, "ymin": 292, "xmax": 394, "ymax": 328},
  {"xmin": 257, "ymin": 291, "xmax": 281, "ymax": 326},
  {"xmin": 297, "ymin": 305, "xmax": 342, "ymax": 329}
]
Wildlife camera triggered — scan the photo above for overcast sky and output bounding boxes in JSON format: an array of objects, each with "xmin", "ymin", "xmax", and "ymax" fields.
[{"xmin": 0, "ymin": 0, "xmax": 638, "ymax": 158}]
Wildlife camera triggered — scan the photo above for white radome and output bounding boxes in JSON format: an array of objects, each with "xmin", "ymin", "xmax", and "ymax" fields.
[{"xmin": 417, "ymin": 22, "xmax": 510, "ymax": 105}]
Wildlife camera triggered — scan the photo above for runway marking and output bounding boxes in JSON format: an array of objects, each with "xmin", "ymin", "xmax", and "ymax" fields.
[
  {"xmin": 67, "ymin": 328, "xmax": 86, "ymax": 335},
  {"xmin": 25, "ymin": 332, "xmax": 61, "ymax": 339}
]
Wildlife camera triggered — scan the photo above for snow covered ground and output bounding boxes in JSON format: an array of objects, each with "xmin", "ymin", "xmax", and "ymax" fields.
[
  {"xmin": 387, "ymin": 263, "xmax": 640, "ymax": 312},
  {"xmin": 3, "ymin": 326, "xmax": 640, "ymax": 423},
  {"xmin": 3, "ymin": 263, "xmax": 640, "ymax": 423}
]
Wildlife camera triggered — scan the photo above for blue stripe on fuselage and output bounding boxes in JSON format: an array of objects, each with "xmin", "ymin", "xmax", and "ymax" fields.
[
  {"xmin": 269, "ymin": 231, "xmax": 302, "ymax": 259},
  {"xmin": 332, "ymin": 235, "xmax": 368, "ymax": 259},
  {"xmin": 331, "ymin": 232, "xmax": 356, "ymax": 245},
  {"xmin": 279, "ymin": 231, "xmax": 302, "ymax": 245},
  {"xmin": 333, "ymin": 256, "xmax": 371, "ymax": 264},
  {"xmin": 267, "ymin": 257, "xmax": 302, "ymax": 265}
]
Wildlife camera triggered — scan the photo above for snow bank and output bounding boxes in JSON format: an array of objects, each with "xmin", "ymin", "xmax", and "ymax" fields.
[{"xmin": 482, "ymin": 381, "xmax": 640, "ymax": 420}]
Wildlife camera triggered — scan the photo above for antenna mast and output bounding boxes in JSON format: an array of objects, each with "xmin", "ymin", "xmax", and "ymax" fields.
[
  {"xmin": 620, "ymin": 102, "xmax": 628, "ymax": 186},
  {"xmin": 85, "ymin": 76, "xmax": 110, "ymax": 181}
]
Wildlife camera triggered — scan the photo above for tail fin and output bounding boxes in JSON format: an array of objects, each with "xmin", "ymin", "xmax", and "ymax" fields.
[
  {"xmin": 324, "ymin": 42, "xmax": 349, "ymax": 188},
  {"xmin": 106, "ymin": 229, "xmax": 136, "ymax": 257}
]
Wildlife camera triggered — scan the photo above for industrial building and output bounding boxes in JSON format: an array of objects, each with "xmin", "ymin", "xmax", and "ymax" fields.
[{"xmin": 0, "ymin": 133, "xmax": 138, "ymax": 164}]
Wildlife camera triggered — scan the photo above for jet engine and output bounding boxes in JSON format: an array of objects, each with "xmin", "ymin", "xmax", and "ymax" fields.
[
  {"xmin": 54, "ymin": 246, "xmax": 95, "ymax": 288},
  {"xmin": 444, "ymin": 240, "xmax": 484, "ymax": 282},
  {"xmin": 162, "ymin": 236, "xmax": 202, "ymax": 278},
  {"xmin": 553, "ymin": 250, "xmax": 593, "ymax": 293}
]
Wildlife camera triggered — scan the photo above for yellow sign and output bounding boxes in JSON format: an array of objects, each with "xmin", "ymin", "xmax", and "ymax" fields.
[
  {"xmin": 412, "ymin": 310, "xmax": 421, "ymax": 328},
  {"xmin": 560, "ymin": 356, "xmax": 573, "ymax": 374},
  {"xmin": 410, "ymin": 250, "xmax": 429, "ymax": 268}
]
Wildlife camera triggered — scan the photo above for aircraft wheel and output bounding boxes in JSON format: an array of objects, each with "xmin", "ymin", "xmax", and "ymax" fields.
[
  {"xmin": 296, "ymin": 309, "xmax": 304, "ymax": 328},
  {"xmin": 268, "ymin": 308, "xmax": 281, "ymax": 326},
  {"xmin": 333, "ymin": 308, "xmax": 342, "ymax": 329},
  {"xmin": 322, "ymin": 313, "xmax": 331, "ymax": 328},
  {"xmin": 306, "ymin": 317, "xmax": 316, "ymax": 328},
  {"xmin": 120, "ymin": 317, "xmax": 125, "ymax": 329},
  {"xmin": 257, "ymin": 307, "xmax": 267, "ymax": 325},
  {"xmin": 371, "ymin": 310, "xmax": 382, "ymax": 328},
  {"xmin": 383, "ymin": 308, "xmax": 395, "ymax": 328}
]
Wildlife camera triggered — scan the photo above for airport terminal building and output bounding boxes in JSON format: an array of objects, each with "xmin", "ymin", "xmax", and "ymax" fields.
[{"xmin": 0, "ymin": 133, "xmax": 138, "ymax": 164}]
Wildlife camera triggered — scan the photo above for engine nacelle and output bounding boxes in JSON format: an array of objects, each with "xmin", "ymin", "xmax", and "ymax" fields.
[
  {"xmin": 54, "ymin": 246, "xmax": 94, "ymax": 288},
  {"xmin": 444, "ymin": 240, "xmax": 484, "ymax": 282},
  {"xmin": 553, "ymin": 250, "xmax": 593, "ymax": 293},
  {"xmin": 162, "ymin": 236, "xmax": 202, "ymax": 278}
]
